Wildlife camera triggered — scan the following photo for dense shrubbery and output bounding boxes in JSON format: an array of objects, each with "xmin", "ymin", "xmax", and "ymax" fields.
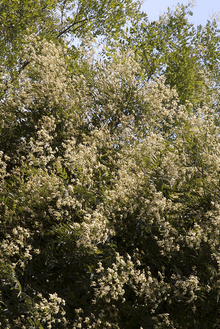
[{"xmin": 0, "ymin": 1, "xmax": 220, "ymax": 328}]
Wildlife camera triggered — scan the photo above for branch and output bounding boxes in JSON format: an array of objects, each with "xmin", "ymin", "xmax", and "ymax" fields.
[
  {"xmin": 56, "ymin": 18, "xmax": 89, "ymax": 38},
  {"xmin": 18, "ymin": 60, "xmax": 30, "ymax": 74},
  {"xmin": 1, "ymin": 60, "xmax": 30, "ymax": 96}
]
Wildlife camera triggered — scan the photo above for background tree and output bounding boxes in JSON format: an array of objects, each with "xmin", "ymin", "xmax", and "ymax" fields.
[{"xmin": 120, "ymin": 3, "xmax": 220, "ymax": 107}]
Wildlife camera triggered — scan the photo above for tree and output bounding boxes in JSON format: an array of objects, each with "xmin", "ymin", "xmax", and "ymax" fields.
[
  {"xmin": 0, "ymin": 1, "xmax": 220, "ymax": 328},
  {"xmin": 120, "ymin": 3, "xmax": 220, "ymax": 107}
]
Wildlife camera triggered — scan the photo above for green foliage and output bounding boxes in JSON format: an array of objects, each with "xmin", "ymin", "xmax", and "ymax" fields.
[
  {"xmin": 0, "ymin": 1, "xmax": 220, "ymax": 328},
  {"xmin": 124, "ymin": 3, "xmax": 220, "ymax": 106}
]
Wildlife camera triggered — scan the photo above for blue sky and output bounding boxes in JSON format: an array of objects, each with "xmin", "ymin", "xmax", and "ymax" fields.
[{"xmin": 141, "ymin": 0, "xmax": 220, "ymax": 27}]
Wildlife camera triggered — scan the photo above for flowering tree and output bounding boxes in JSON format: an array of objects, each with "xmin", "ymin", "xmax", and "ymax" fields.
[{"xmin": 0, "ymin": 1, "xmax": 220, "ymax": 328}]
